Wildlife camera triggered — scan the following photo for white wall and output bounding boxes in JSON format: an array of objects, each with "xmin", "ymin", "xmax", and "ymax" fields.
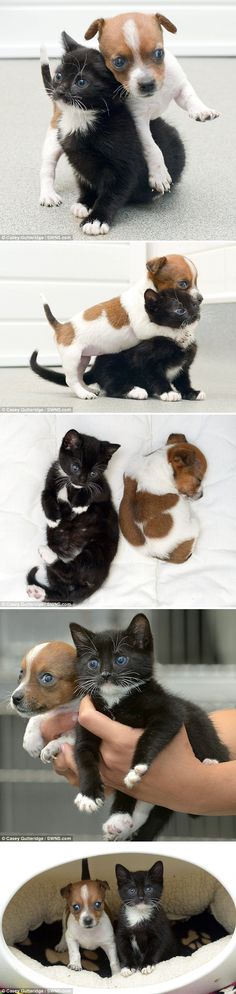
[
  {"xmin": 0, "ymin": 240, "xmax": 235, "ymax": 366},
  {"xmin": 0, "ymin": 2, "xmax": 236, "ymax": 57}
]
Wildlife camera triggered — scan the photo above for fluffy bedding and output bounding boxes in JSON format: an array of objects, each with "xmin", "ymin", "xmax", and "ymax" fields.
[{"xmin": 0, "ymin": 413, "xmax": 235, "ymax": 608}]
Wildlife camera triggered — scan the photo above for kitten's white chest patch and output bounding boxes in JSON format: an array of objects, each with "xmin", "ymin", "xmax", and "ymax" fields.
[
  {"xmin": 59, "ymin": 104, "xmax": 98, "ymax": 140},
  {"xmin": 100, "ymin": 683, "xmax": 137, "ymax": 708},
  {"xmin": 125, "ymin": 905, "xmax": 153, "ymax": 926}
]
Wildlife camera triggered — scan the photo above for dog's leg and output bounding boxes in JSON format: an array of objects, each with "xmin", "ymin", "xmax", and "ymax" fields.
[
  {"xmin": 102, "ymin": 941, "xmax": 120, "ymax": 975},
  {"xmin": 64, "ymin": 352, "xmax": 98, "ymax": 399},
  {"xmin": 40, "ymin": 122, "xmax": 63, "ymax": 207},
  {"xmin": 23, "ymin": 715, "xmax": 45, "ymax": 757},
  {"xmin": 174, "ymin": 73, "xmax": 220, "ymax": 122},
  {"xmin": 66, "ymin": 931, "xmax": 82, "ymax": 971},
  {"xmin": 129, "ymin": 110, "xmax": 172, "ymax": 194},
  {"xmin": 172, "ymin": 368, "xmax": 206, "ymax": 401}
]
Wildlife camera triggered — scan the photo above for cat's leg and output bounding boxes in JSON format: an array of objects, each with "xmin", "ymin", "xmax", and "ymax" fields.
[
  {"xmin": 172, "ymin": 368, "xmax": 206, "ymax": 401},
  {"xmin": 74, "ymin": 725, "xmax": 105, "ymax": 813},
  {"xmin": 103, "ymin": 791, "xmax": 139, "ymax": 841},
  {"xmin": 41, "ymin": 461, "xmax": 64, "ymax": 526},
  {"xmin": 132, "ymin": 804, "xmax": 172, "ymax": 841},
  {"xmin": 81, "ymin": 169, "xmax": 135, "ymax": 236},
  {"xmin": 40, "ymin": 122, "xmax": 63, "ymax": 206},
  {"xmin": 145, "ymin": 371, "xmax": 182, "ymax": 401},
  {"xmin": 71, "ymin": 181, "xmax": 97, "ymax": 220},
  {"xmin": 124, "ymin": 710, "xmax": 183, "ymax": 790}
]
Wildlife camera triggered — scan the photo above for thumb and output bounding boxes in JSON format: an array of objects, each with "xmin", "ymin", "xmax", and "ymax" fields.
[{"xmin": 79, "ymin": 696, "xmax": 117, "ymax": 742}]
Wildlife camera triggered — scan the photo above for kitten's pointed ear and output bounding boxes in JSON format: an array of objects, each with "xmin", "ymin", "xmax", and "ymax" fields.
[
  {"xmin": 61, "ymin": 31, "xmax": 79, "ymax": 52},
  {"xmin": 146, "ymin": 256, "xmax": 167, "ymax": 276},
  {"xmin": 115, "ymin": 864, "xmax": 130, "ymax": 886},
  {"xmin": 148, "ymin": 861, "xmax": 164, "ymax": 885},
  {"xmin": 101, "ymin": 440, "xmax": 120, "ymax": 463},
  {"xmin": 60, "ymin": 883, "xmax": 72, "ymax": 900},
  {"xmin": 144, "ymin": 289, "xmax": 159, "ymax": 310},
  {"xmin": 70, "ymin": 622, "xmax": 94, "ymax": 651},
  {"xmin": 62, "ymin": 429, "xmax": 81, "ymax": 450},
  {"xmin": 127, "ymin": 614, "xmax": 153, "ymax": 650}
]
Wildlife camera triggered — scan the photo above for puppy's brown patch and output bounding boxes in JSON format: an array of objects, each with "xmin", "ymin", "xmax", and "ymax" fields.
[
  {"xmin": 135, "ymin": 491, "xmax": 178, "ymax": 539},
  {"xmin": 119, "ymin": 476, "xmax": 145, "ymax": 546},
  {"xmin": 51, "ymin": 103, "xmax": 61, "ymax": 128},
  {"xmin": 168, "ymin": 538, "xmax": 194, "ymax": 563},
  {"xmin": 147, "ymin": 255, "xmax": 197, "ymax": 291},
  {"xmin": 21, "ymin": 642, "xmax": 77, "ymax": 711},
  {"xmin": 56, "ymin": 322, "xmax": 75, "ymax": 346},
  {"xmin": 84, "ymin": 297, "xmax": 129, "ymax": 329}
]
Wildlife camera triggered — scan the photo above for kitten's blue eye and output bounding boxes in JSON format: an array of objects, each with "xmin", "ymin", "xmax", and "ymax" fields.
[
  {"xmin": 55, "ymin": 70, "xmax": 62, "ymax": 81},
  {"xmin": 152, "ymin": 48, "xmax": 164, "ymax": 62},
  {"xmin": 145, "ymin": 885, "xmax": 153, "ymax": 892},
  {"xmin": 112, "ymin": 56, "xmax": 127, "ymax": 71},
  {"xmin": 88, "ymin": 659, "xmax": 100, "ymax": 671},
  {"xmin": 72, "ymin": 903, "xmax": 81, "ymax": 911},
  {"xmin": 178, "ymin": 280, "xmax": 188, "ymax": 289},
  {"xmin": 78, "ymin": 78, "xmax": 87, "ymax": 87},
  {"xmin": 94, "ymin": 900, "xmax": 102, "ymax": 908},
  {"xmin": 128, "ymin": 886, "xmax": 136, "ymax": 894},
  {"xmin": 115, "ymin": 655, "xmax": 128, "ymax": 666},
  {"xmin": 38, "ymin": 673, "xmax": 56, "ymax": 685}
]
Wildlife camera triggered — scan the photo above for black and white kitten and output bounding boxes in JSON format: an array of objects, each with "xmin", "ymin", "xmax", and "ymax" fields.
[
  {"xmin": 84, "ymin": 288, "xmax": 204, "ymax": 400},
  {"xmin": 40, "ymin": 33, "xmax": 185, "ymax": 235},
  {"xmin": 70, "ymin": 613, "xmax": 229, "ymax": 840},
  {"xmin": 115, "ymin": 861, "xmax": 180, "ymax": 975},
  {"xmin": 27, "ymin": 428, "xmax": 120, "ymax": 604}
]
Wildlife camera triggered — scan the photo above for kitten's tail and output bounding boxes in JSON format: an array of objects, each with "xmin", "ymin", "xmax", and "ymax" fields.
[
  {"xmin": 42, "ymin": 296, "xmax": 75, "ymax": 347},
  {"xmin": 119, "ymin": 475, "xmax": 145, "ymax": 547},
  {"xmin": 40, "ymin": 46, "xmax": 53, "ymax": 97},
  {"xmin": 30, "ymin": 350, "xmax": 67, "ymax": 386}
]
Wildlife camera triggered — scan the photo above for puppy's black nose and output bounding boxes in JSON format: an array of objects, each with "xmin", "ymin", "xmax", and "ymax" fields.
[
  {"xmin": 83, "ymin": 916, "xmax": 93, "ymax": 927},
  {"xmin": 12, "ymin": 691, "xmax": 23, "ymax": 705},
  {"xmin": 196, "ymin": 293, "xmax": 203, "ymax": 304},
  {"xmin": 138, "ymin": 79, "xmax": 156, "ymax": 96}
]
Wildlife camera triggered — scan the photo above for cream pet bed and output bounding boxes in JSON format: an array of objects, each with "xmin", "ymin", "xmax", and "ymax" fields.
[{"xmin": 3, "ymin": 853, "xmax": 235, "ymax": 989}]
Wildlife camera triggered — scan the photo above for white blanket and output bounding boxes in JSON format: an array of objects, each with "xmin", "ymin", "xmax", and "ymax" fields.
[{"xmin": 0, "ymin": 413, "xmax": 235, "ymax": 607}]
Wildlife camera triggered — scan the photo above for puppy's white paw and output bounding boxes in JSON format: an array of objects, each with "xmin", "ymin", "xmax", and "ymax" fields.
[
  {"xmin": 23, "ymin": 728, "xmax": 44, "ymax": 757},
  {"xmin": 55, "ymin": 938, "xmax": 67, "ymax": 953},
  {"xmin": 73, "ymin": 385, "xmax": 97, "ymax": 400},
  {"xmin": 196, "ymin": 390, "xmax": 206, "ymax": 400},
  {"xmin": 126, "ymin": 387, "xmax": 148, "ymax": 400},
  {"xmin": 160, "ymin": 390, "xmax": 182, "ymax": 402},
  {"xmin": 27, "ymin": 584, "xmax": 46, "ymax": 601},
  {"xmin": 71, "ymin": 202, "xmax": 89, "ymax": 218},
  {"xmin": 203, "ymin": 757, "xmax": 219, "ymax": 765},
  {"xmin": 82, "ymin": 220, "xmax": 110, "ymax": 236},
  {"xmin": 87, "ymin": 382, "xmax": 101, "ymax": 395},
  {"xmin": 121, "ymin": 968, "xmax": 136, "ymax": 977},
  {"xmin": 190, "ymin": 108, "xmax": 220, "ymax": 121},
  {"xmin": 102, "ymin": 812, "xmax": 133, "ymax": 841},
  {"xmin": 40, "ymin": 190, "xmax": 62, "ymax": 207},
  {"xmin": 141, "ymin": 965, "xmax": 155, "ymax": 974},
  {"xmin": 68, "ymin": 960, "xmax": 82, "ymax": 971},
  {"xmin": 149, "ymin": 165, "xmax": 172, "ymax": 195},
  {"xmin": 40, "ymin": 740, "xmax": 62, "ymax": 764},
  {"xmin": 124, "ymin": 764, "xmax": 148, "ymax": 789},
  {"xmin": 74, "ymin": 792, "xmax": 104, "ymax": 814}
]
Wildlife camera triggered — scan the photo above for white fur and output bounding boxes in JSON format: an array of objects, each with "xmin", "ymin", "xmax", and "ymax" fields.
[
  {"xmin": 99, "ymin": 682, "xmax": 137, "ymax": 708},
  {"xmin": 124, "ymin": 763, "xmax": 148, "ymax": 788},
  {"xmin": 74, "ymin": 793, "xmax": 104, "ymax": 813},
  {"xmin": 126, "ymin": 446, "xmax": 201, "ymax": 561},
  {"xmin": 82, "ymin": 220, "xmax": 110, "ymax": 236},
  {"xmin": 103, "ymin": 800, "xmax": 153, "ymax": 840},
  {"xmin": 65, "ymin": 909, "xmax": 119, "ymax": 975},
  {"xmin": 58, "ymin": 104, "xmax": 98, "ymax": 141},
  {"xmin": 40, "ymin": 126, "xmax": 63, "ymax": 206},
  {"xmin": 27, "ymin": 583, "xmax": 46, "ymax": 601},
  {"xmin": 125, "ymin": 904, "xmax": 153, "ymax": 926},
  {"xmin": 40, "ymin": 730, "xmax": 76, "ymax": 764},
  {"xmin": 126, "ymin": 387, "xmax": 148, "ymax": 400}
]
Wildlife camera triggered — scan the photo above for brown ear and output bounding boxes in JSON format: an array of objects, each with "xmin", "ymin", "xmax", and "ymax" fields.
[
  {"xmin": 156, "ymin": 13, "xmax": 177, "ymax": 34},
  {"xmin": 167, "ymin": 433, "xmax": 187, "ymax": 445},
  {"xmin": 146, "ymin": 256, "xmax": 167, "ymax": 276},
  {"xmin": 85, "ymin": 18, "xmax": 105, "ymax": 40},
  {"xmin": 172, "ymin": 450, "xmax": 192, "ymax": 468},
  {"xmin": 61, "ymin": 884, "xmax": 72, "ymax": 900},
  {"xmin": 96, "ymin": 879, "xmax": 110, "ymax": 892}
]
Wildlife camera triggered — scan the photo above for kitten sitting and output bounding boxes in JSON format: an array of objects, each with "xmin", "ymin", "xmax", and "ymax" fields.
[
  {"xmin": 84, "ymin": 288, "xmax": 204, "ymax": 401},
  {"xmin": 70, "ymin": 613, "xmax": 229, "ymax": 840},
  {"xmin": 115, "ymin": 861, "xmax": 180, "ymax": 975},
  {"xmin": 40, "ymin": 33, "xmax": 185, "ymax": 235},
  {"xmin": 27, "ymin": 428, "xmax": 120, "ymax": 604}
]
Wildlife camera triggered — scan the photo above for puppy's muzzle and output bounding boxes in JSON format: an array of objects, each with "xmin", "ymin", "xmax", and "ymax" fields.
[
  {"xmin": 82, "ymin": 915, "xmax": 95, "ymax": 928},
  {"xmin": 138, "ymin": 77, "xmax": 156, "ymax": 97},
  {"xmin": 11, "ymin": 690, "xmax": 24, "ymax": 708}
]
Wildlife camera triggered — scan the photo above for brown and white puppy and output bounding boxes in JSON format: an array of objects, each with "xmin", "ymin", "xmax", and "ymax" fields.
[
  {"xmin": 10, "ymin": 641, "xmax": 78, "ymax": 763},
  {"xmin": 41, "ymin": 254, "xmax": 202, "ymax": 400},
  {"xmin": 57, "ymin": 879, "xmax": 119, "ymax": 974},
  {"xmin": 85, "ymin": 12, "xmax": 220, "ymax": 195},
  {"xmin": 119, "ymin": 432, "xmax": 207, "ymax": 563}
]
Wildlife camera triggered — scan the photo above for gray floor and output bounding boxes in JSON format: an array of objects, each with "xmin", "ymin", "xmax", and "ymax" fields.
[
  {"xmin": 0, "ymin": 303, "xmax": 235, "ymax": 412},
  {"xmin": 0, "ymin": 58, "xmax": 235, "ymax": 239}
]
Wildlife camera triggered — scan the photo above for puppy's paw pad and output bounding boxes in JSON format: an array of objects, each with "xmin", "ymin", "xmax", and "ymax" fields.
[
  {"xmin": 69, "ymin": 961, "xmax": 82, "ymax": 971},
  {"xmin": 191, "ymin": 108, "xmax": 220, "ymax": 121},
  {"xmin": 82, "ymin": 220, "xmax": 110, "ymax": 236},
  {"xmin": 203, "ymin": 757, "xmax": 219, "ymax": 765},
  {"xmin": 55, "ymin": 940, "xmax": 67, "ymax": 953},
  {"xmin": 141, "ymin": 965, "xmax": 155, "ymax": 974},
  {"xmin": 40, "ymin": 191, "xmax": 62, "ymax": 207},
  {"xmin": 27, "ymin": 584, "xmax": 46, "ymax": 601},
  {"xmin": 40, "ymin": 742, "xmax": 61, "ymax": 764},
  {"xmin": 160, "ymin": 390, "xmax": 181, "ymax": 402},
  {"xmin": 74, "ymin": 792, "xmax": 104, "ymax": 813},
  {"xmin": 126, "ymin": 387, "xmax": 148, "ymax": 400},
  {"xmin": 196, "ymin": 390, "xmax": 206, "ymax": 401},
  {"xmin": 71, "ymin": 202, "xmax": 89, "ymax": 219},
  {"xmin": 103, "ymin": 812, "xmax": 133, "ymax": 841},
  {"xmin": 149, "ymin": 167, "xmax": 172, "ymax": 194},
  {"xmin": 124, "ymin": 763, "xmax": 148, "ymax": 789},
  {"xmin": 121, "ymin": 968, "xmax": 136, "ymax": 977}
]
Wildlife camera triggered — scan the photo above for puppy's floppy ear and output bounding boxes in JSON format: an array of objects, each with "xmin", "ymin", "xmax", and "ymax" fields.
[
  {"xmin": 127, "ymin": 613, "xmax": 153, "ymax": 650},
  {"xmin": 85, "ymin": 18, "xmax": 105, "ymax": 41},
  {"xmin": 146, "ymin": 256, "xmax": 167, "ymax": 276},
  {"xmin": 155, "ymin": 13, "xmax": 177, "ymax": 34},
  {"xmin": 62, "ymin": 429, "xmax": 80, "ymax": 450},
  {"xmin": 144, "ymin": 288, "xmax": 159, "ymax": 310},
  {"xmin": 96, "ymin": 879, "xmax": 110, "ymax": 892},
  {"xmin": 70, "ymin": 622, "xmax": 95, "ymax": 652},
  {"xmin": 61, "ymin": 31, "xmax": 79, "ymax": 52},
  {"xmin": 61, "ymin": 883, "xmax": 72, "ymax": 900},
  {"xmin": 167, "ymin": 433, "xmax": 188, "ymax": 445}
]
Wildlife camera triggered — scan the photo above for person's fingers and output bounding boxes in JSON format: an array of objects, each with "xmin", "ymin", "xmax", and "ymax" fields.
[
  {"xmin": 41, "ymin": 711, "xmax": 78, "ymax": 742},
  {"xmin": 53, "ymin": 744, "xmax": 80, "ymax": 785}
]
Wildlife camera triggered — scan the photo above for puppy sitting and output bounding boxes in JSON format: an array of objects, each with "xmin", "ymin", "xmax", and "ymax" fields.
[
  {"xmin": 84, "ymin": 287, "xmax": 204, "ymax": 400},
  {"xmin": 119, "ymin": 433, "xmax": 207, "ymax": 563},
  {"xmin": 10, "ymin": 641, "xmax": 78, "ymax": 764},
  {"xmin": 58, "ymin": 879, "xmax": 119, "ymax": 975}
]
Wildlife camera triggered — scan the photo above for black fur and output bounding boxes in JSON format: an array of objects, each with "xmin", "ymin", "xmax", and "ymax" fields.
[
  {"xmin": 71, "ymin": 614, "xmax": 229, "ymax": 840},
  {"xmin": 41, "ymin": 33, "xmax": 185, "ymax": 231},
  {"xmin": 27, "ymin": 428, "xmax": 120, "ymax": 604},
  {"xmin": 84, "ymin": 288, "xmax": 201, "ymax": 399},
  {"xmin": 115, "ymin": 861, "xmax": 180, "ymax": 970}
]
